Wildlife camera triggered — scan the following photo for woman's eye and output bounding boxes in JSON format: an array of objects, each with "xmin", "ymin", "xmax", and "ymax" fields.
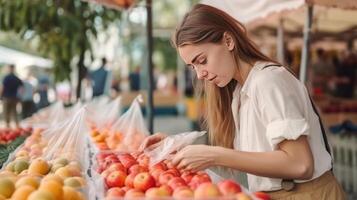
[{"xmin": 200, "ymin": 59, "xmax": 207, "ymax": 65}]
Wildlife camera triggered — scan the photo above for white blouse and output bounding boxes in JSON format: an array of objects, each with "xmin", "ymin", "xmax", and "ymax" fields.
[{"xmin": 232, "ymin": 61, "xmax": 332, "ymax": 192}]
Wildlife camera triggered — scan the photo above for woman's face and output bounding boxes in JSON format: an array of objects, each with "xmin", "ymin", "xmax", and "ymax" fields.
[{"xmin": 178, "ymin": 40, "xmax": 237, "ymax": 87}]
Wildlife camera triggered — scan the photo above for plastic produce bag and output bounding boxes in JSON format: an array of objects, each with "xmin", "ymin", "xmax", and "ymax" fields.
[
  {"xmin": 21, "ymin": 101, "xmax": 67, "ymax": 129},
  {"xmin": 145, "ymin": 131, "xmax": 206, "ymax": 166},
  {"xmin": 1, "ymin": 108, "xmax": 94, "ymax": 199},
  {"xmin": 105, "ymin": 95, "xmax": 149, "ymax": 151},
  {"xmin": 66, "ymin": 101, "xmax": 83, "ymax": 116},
  {"xmin": 42, "ymin": 107, "xmax": 90, "ymax": 168},
  {"xmin": 86, "ymin": 96, "xmax": 122, "ymax": 130}
]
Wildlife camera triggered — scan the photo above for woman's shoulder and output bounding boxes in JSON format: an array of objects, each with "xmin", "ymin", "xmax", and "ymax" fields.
[{"xmin": 254, "ymin": 63, "xmax": 296, "ymax": 83}]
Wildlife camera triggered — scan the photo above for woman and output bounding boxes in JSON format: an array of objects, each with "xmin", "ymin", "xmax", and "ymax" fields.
[{"xmin": 140, "ymin": 4, "xmax": 345, "ymax": 199}]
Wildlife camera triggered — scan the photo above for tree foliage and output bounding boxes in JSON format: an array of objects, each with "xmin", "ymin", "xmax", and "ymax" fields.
[{"xmin": 0, "ymin": 0, "xmax": 121, "ymax": 88}]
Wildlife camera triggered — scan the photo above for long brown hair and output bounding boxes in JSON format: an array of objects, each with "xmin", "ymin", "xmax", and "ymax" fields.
[{"xmin": 173, "ymin": 4, "xmax": 276, "ymax": 148}]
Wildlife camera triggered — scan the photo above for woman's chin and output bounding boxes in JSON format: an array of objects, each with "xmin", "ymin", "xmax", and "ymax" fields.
[{"xmin": 216, "ymin": 80, "xmax": 227, "ymax": 88}]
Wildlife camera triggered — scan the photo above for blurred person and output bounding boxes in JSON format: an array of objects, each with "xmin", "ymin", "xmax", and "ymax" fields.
[
  {"xmin": 1, "ymin": 64, "xmax": 23, "ymax": 128},
  {"xmin": 309, "ymin": 48, "xmax": 335, "ymax": 96},
  {"xmin": 19, "ymin": 71, "xmax": 37, "ymax": 119},
  {"xmin": 139, "ymin": 4, "xmax": 345, "ymax": 199},
  {"xmin": 37, "ymin": 69, "xmax": 51, "ymax": 109},
  {"xmin": 334, "ymin": 49, "xmax": 356, "ymax": 98},
  {"xmin": 129, "ymin": 66, "xmax": 140, "ymax": 91},
  {"xmin": 90, "ymin": 58, "xmax": 109, "ymax": 97}
]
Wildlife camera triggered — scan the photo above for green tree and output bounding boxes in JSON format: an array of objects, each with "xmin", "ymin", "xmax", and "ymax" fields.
[{"xmin": 0, "ymin": 0, "xmax": 122, "ymax": 98}]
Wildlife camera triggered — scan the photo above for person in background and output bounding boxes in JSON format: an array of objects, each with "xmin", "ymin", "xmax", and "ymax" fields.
[
  {"xmin": 309, "ymin": 48, "xmax": 335, "ymax": 96},
  {"xmin": 20, "ymin": 71, "xmax": 36, "ymax": 119},
  {"xmin": 90, "ymin": 58, "xmax": 109, "ymax": 98},
  {"xmin": 334, "ymin": 48, "xmax": 356, "ymax": 98},
  {"xmin": 129, "ymin": 66, "xmax": 140, "ymax": 91},
  {"xmin": 37, "ymin": 69, "xmax": 50, "ymax": 109},
  {"xmin": 1, "ymin": 64, "xmax": 23, "ymax": 128}
]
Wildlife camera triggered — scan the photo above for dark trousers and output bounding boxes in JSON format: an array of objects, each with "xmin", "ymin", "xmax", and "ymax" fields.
[
  {"xmin": 22, "ymin": 100, "xmax": 36, "ymax": 119},
  {"xmin": 2, "ymin": 97, "xmax": 19, "ymax": 126}
]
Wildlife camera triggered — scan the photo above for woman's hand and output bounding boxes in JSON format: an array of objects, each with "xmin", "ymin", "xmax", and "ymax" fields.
[
  {"xmin": 139, "ymin": 132, "xmax": 167, "ymax": 152},
  {"xmin": 171, "ymin": 145, "xmax": 217, "ymax": 172}
]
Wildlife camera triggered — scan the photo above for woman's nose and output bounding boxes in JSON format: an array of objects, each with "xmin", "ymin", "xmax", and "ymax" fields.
[{"xmin": 196, "ymin": 69, "xmax": 208, "ymax": 80}]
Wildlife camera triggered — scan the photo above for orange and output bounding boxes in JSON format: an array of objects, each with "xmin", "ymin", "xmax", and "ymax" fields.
[
  {"xmin": 39, "ymin": 180, "xmax": 63, "ymax": 200},
  {"xmin": 28, "ymin": 159, "xmax": 50, "ymax": 175},
  {"xmin": 11, "ymin": 185, "xmax": 36, "ymax": 200}
]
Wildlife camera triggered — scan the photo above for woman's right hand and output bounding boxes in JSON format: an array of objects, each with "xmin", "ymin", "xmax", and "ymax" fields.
[{"xmin": 139, "ymin": 132, "xmax": 167, "ymax": 152}]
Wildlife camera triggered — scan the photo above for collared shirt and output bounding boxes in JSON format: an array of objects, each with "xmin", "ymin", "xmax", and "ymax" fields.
[
  {"xmin": 2, "ymin": 73, "xmax": 23, "ymax": 98},
  {"xmin": 231, "ymin": 61, "xmax": 332, "ymax": 192}
]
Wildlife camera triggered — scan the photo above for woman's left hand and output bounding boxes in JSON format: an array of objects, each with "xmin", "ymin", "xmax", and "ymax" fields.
[{"xmin": 170, "ymin": 145, "xmax": 217, "ymax": 172}]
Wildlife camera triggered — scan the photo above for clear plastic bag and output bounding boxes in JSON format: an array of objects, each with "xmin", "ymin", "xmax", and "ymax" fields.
[
  {"xmin": 41, "ymin": 107, "xmax": 90, "ymax": 168},
  {"xmin": 105, "ymin": 95, "xmax": 149, "ymax": 151},
  {"xmin": 144, "ymin": 131, "xmax": 206, "ymax": 166},
  {"xmin": 2, "ymin": 107, "xmax": 94, "ymax": 199},
  {"xmin": 21, "ymin": 101, "xmax": 67, "ymax": 128},
  {"xmin": 86, "ymin": 96, "xmax": 122, "ymax": 130}
]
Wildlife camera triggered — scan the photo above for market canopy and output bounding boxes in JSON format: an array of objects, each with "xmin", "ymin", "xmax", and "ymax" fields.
[
  {"xmin": 0, "ymin": 45, "xmax": 53, "ymax": 68},
  {"xmin": 201, "ymin": 0, "xmax": 357, "ymax": 33}
]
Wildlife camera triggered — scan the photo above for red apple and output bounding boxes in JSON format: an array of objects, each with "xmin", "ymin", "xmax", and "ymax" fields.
[
  {"xmin": 151, "ymin": 162, "xmax": 167, "ymax": 171},
  {"xmin": 168, "ymin": 177, "xmax": 187, "ymax": 189},
  {"xmin": 159, "ymin": 184, "xmax": 173, "ymax": 195},
  {"xmin": 101, "ymin": 168, "xmax": 114, "ymax": 178},
  {"xmin": 217, "ymin": 180, "xmax": 242, "ymax": 195},
  {"xmin": 133, "ymin": 172, "xmax": 156, "ymax": 191},
  {"xmin": 105, "ymin": 170, "xmax": 127, "ymax": 188},
  {"xmin": 125, "ymin": 189, "xmax": 145, "ymax": 198},
  {"xmin": 125, "ymin": 173, "xmax": 137, "ymax": 188},
  {"xmin": 118, "ymin": 153, "xmax": 137, "ymax": 169},
  {"xmin": 173, "ymin": 186, "xmax": 194, "ymax": 198},
  {"xmin": 145, "ymin": 185, "xmax": 171, "ymax": 199},
  {"xmin": 103, "ymin": 157, "xmax": 120, "ymax": 169},
  {"xmin": 189, "ymin": 174, "xmax": 212, "ymax": 189},
  {"xmin": 150, "ymin": 168, "xmax": 165, "ymax": 185},
  {"xmin": 129, "ymin": 164, "xmax": 148, "ymax": 175},
  {"xmin": 106, "ymin": 187, "xmax": 125, "ymax": 198},
  {"xmin": 158, "ymin": 171, "xmax": 176, "ymax": 186},
  {"xmin": 254, "ymin": 192, "xmax": 271, "ymax": 200},
  {"xmin": 194, "ymin": 182, "xmax": 221, "ymax": 198},
  {"xmin": 108, "ymin": 163, "xmax": 126, "ymax": 173},
  {"xmin": 121, "ymin": 186, "xmax": 130, "ymax": 192},
  {"xmin": 236, "ymin": 192, "xmax": 252, "ymax": 200}
]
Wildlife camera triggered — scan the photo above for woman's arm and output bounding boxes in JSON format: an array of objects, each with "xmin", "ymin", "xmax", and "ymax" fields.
[
  {"xmin": 213, "ymin": 135, "xmax": 314, "ymax": 180},
  {"xmin": 172, "ymin": 136, "xmax": 314, "ymax": 180}
]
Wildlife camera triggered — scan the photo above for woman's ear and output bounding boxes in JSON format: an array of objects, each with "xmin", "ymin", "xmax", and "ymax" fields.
[{"xmin": 223, "ymin": 32, "xmax": 235, "ymax": 51}]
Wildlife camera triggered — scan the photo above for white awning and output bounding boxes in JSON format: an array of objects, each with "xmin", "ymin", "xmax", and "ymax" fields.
[
  {"xmin": 200, "ymin": 0, "xmax": 357, "ymax": 33},
  {"xmin": 0, "ymin": 46, "xmax": 53, "ymax": 68}
]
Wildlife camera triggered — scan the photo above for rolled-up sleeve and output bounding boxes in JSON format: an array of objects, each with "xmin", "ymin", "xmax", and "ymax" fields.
[{"xmin": 255, "ymin": 68, "xmax": 310, "ymax": 149}]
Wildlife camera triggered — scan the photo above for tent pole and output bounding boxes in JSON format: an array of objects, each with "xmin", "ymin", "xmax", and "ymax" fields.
[
  {"xmin": 277, "ymin": 18, "xmax": 285, "ymax": 64},
  {"xmin": 146, "ymin": 0, "xmax": 154, "ymax": 134},
  {"xmin": 299, "ymin": 5, "xmax": 313, "ymax": 83}
]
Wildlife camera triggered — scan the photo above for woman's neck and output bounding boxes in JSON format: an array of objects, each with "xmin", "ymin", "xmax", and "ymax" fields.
[{"xmin": 234, "ymin": 60, "xmax": 256, "ymax": 85}]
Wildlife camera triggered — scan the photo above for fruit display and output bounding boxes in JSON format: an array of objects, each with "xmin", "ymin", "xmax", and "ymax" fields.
[
  {"xmin": 0, "ymin": 127, "xmax": 36, "ymax": 168},
  {"xmin": 0, "ymin": 127, "xmax": 32, "ymax": 144},
  {"xmin": 0, "ymin": 97, "xmax": 271, "ymax": 199},
  {"xmin": 0, "ymin": 128, "xmax": 88, "ymax": 199},
  {"xmin": 89, "ymin": 96, "xmax": 149, "ymax": 152},
  {"xmin": 0, "ymin": 158, "xmax": 86, "ymax": 200},
  {"xmin": 93, "ymin": 151, "xmax": 269, "ymax": 200}
]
